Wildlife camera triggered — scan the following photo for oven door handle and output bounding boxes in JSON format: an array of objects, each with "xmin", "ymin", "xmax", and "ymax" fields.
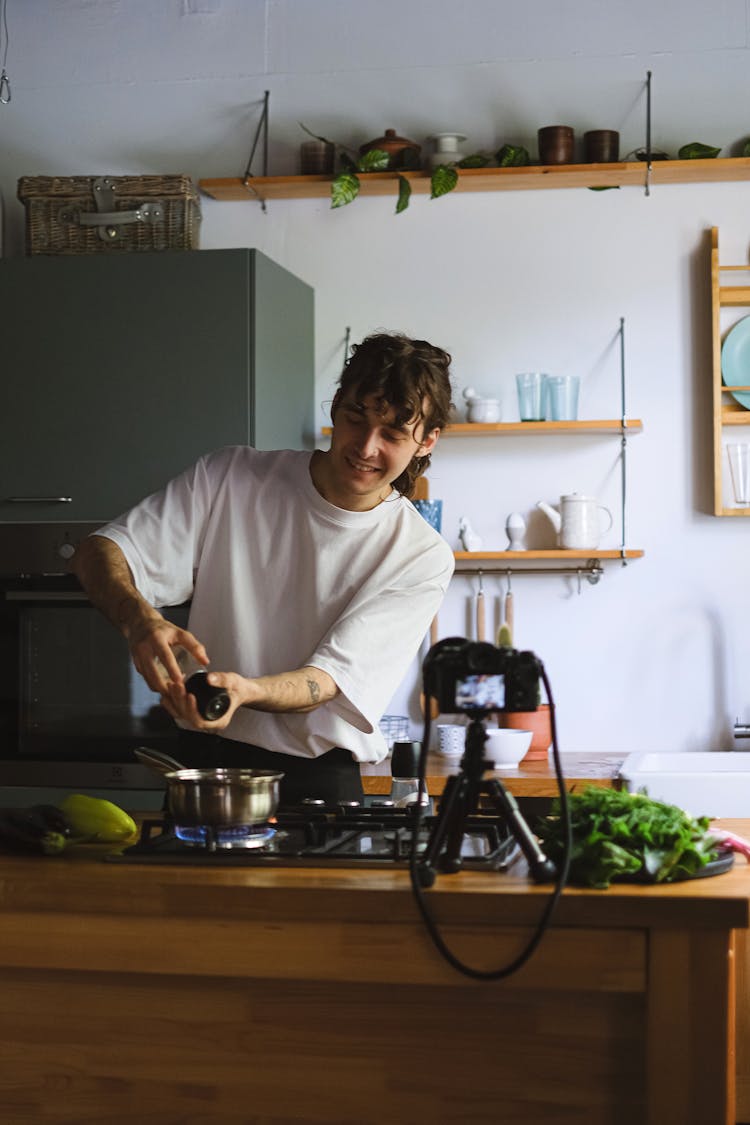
[
  {"xmin": 3, "ymin": 590, "xmax": 89, "ymax": 602},
  {"xmin": 5, "ymin": 497, "xmax": 73, "ymax": 503}
]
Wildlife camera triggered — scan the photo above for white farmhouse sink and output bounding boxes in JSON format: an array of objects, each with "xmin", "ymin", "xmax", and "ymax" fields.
[{"xmin": 619, "ymin": 752, "xmax": 750, "ymax": 818}]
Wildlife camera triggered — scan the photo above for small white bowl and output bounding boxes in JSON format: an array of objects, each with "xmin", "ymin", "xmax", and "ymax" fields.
[
  {"xmin": 436, "ymin": 723, "xmax": 466, "ymax": 757},
  {"xmin": 484, "ymin": 728, "xmax": 532, "ymax": 768}
]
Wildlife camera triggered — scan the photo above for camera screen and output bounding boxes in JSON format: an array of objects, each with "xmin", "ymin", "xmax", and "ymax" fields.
[{"xmin": 455, "ymin": 673, "xmax": 505, "ymax": 710}]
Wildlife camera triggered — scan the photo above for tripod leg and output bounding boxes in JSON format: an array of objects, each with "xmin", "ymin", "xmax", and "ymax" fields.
[
  {"xmin": 485, "ymin": 780, "xmax": 557, "ymax": 883},
  {"xmin": 417, "ymin": 775, "xmax": 467, "ymax": 887}
]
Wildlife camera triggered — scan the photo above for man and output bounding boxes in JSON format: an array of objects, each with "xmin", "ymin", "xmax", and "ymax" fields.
[{"xmin": 72, "ymin": 332, "xmax": 455, "ymax": 803}]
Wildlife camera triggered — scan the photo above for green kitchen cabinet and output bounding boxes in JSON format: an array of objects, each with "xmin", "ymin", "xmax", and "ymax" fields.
[{"xmin": 0, "ymin": 249, "xmax": 314, "ymax": 522}]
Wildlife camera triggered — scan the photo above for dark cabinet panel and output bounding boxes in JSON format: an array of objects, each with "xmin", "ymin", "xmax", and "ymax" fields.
[{"xmin": 0, "ymin": 249, "xmax": 314, "ymax": 522}]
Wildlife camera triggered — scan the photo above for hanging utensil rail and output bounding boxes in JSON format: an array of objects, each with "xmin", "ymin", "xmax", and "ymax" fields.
[{"xmin": 455, "ymin": 560, "xmax": 605, "ymax": 586}]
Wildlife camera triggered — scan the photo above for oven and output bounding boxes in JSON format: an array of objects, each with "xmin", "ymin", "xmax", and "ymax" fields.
[{"xmin": 0, "ymin": 523, "xmax": 187, "ymax": 807}]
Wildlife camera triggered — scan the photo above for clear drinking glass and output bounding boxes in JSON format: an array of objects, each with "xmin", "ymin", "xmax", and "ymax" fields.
[
  {"xmin": 545, "ymin": 375, "xmax": 580, "ymax": 421},
  {"xmin": 515, "ymin": 372, "xmax": 547, "ymax": 421},
  {"xmin": 727, "ymin": 443, "xmax": 750, "ymax": 504}
]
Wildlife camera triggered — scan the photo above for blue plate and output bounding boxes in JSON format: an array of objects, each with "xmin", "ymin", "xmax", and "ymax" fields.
[{"xmin": 722, "ymin": 316, "xmax": 750, "ymax": 409}]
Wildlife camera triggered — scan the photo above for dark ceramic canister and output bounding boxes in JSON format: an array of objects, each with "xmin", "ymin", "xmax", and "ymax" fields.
[
  {"xmin": 300, "ymin": 139, "xmax": 336, "ymax": 175},
  {"xmin": 538, "ymin": 125, "xmax": 575, "ymax": 164},
  {"xmin": 583, "ymin": 129, "xmax": 620, "ymax": 163}
]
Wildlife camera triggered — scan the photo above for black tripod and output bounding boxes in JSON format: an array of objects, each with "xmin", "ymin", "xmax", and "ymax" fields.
[{"xmin": 416, "ymin": 714, "xmax": 557, "ymax": 888}]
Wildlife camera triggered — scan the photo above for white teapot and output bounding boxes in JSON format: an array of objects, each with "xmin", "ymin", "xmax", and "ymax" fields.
[{"xmin": 536, "ymin": 493, "xmax": 613, "ymax": 550}]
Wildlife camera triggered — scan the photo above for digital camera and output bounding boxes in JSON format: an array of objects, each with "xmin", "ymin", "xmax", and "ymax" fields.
[{"xmin": 422, "ymin": 637, "xmax": 541, "ymax": 715}]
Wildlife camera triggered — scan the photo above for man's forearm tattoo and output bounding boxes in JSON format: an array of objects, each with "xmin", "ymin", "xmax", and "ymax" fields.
[{"xmin": 306, "ymin": 678, "xmax": 321, "ymax": 705}]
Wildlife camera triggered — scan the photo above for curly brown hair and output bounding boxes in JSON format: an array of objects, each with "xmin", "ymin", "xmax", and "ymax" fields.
[{"xmin": 331, "ymin": 332, "xmax": 454, "ymax": 497}]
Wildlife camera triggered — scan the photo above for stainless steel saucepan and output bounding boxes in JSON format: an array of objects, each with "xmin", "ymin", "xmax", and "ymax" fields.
[{"xmin": 134, "ymin": 746, "xmax": 284, "ymax": 828}]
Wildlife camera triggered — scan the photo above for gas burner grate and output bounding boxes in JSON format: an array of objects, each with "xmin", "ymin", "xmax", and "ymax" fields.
[{"xmin": 106, "ymin": 806, "xmax": 519, "ymax": 870}]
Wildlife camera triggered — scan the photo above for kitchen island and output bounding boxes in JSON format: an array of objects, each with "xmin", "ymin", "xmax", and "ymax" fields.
[{"xmin": 0, "ymin": 818, "xmax": 746, "ymax": 1124}]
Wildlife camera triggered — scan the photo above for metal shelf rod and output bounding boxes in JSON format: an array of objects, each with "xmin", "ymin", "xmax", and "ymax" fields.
[{"xmin": 456, "ymin": 563, "xmax": 604, "ymax": 586}]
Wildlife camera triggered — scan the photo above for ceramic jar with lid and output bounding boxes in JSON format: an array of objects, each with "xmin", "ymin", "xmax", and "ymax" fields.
[
  {"xmin": 359, "ymin": 128, "xmax": 421, "ymax": 170},
  {"xmin": 427, "ymin": 132, "xmax": 467, "ymax": 169}
]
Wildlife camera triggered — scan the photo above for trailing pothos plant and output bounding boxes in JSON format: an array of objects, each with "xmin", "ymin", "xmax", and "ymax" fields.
[{"xmin": 300, "ymin": 123, "xmax": 491, "ymax": 214}]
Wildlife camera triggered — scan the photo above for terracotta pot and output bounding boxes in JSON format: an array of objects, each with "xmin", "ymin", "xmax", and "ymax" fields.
[{"xmin": 498, "ymin": 704, "xmax": 551, "ymax": 761}]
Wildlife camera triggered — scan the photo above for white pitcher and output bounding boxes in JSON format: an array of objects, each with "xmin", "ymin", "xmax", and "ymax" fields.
[{"xmin": 536, "ymin": 493, "xmax": 613, "ymax": 549}]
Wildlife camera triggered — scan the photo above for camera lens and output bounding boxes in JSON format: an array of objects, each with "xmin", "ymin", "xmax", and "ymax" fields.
[{"xmin": 185, "ymin": 670, "xmax": 231, "ymax": 721}]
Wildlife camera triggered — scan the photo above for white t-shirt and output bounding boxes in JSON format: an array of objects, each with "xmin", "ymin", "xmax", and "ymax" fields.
[{"xmin": 97, "ymin": 446, "xmax": 454, "ymax": 763}]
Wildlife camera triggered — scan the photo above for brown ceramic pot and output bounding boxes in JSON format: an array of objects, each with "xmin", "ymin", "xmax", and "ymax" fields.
[
  {"xmin": 537, "ymin": 126, "xmax": 575, "ymax": 165},
  {"xmin": 497, "ymin": 704, "xmax": 552, "ymax": 761},
  {"xmin": 583, "ymin": 129, "xmax": 620, "ymax": 163},
  {"xmin": 359, "ymin": 128, "xmax": 421, "ymax": 170}
]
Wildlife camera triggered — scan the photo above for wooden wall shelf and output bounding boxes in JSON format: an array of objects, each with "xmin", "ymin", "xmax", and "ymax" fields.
[
  {"xmin": 320, "ymin": 419, "xmax": 642, "ymax": 438},
  {"xmin": 444, "ymin": 419, "xmax": 643, "ymax": 434},
  {"xmin": 200, "ymin": 158, "xmax": 750, "ymax": 203},
  {"xmin": 452, "ymin": 550, "xmax": 644, "ymax": 582},
  {"xmin": 455, "ymin": 550, "xmax": 644, "ymax": 560}
]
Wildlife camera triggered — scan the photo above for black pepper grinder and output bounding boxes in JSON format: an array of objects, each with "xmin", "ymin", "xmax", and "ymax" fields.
[
  {"xmin": 184, "ymin": 670, "xmax": 231, "ymax": 721},
  {"xmin": 390, "ymin": 740, "xmax": 429, "ymax": 809}
]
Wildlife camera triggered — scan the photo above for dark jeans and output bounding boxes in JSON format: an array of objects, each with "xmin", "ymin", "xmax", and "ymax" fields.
[{"xmin": 175, "ymin": 730, "xmax": 364, "ymax": 805}]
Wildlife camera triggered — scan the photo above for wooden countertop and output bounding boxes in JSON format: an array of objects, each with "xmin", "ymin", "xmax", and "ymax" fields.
[
  {"xmin": 0, "ymin": 817, "xmax": 746, "ymax": 1122},
  {"xmin": 361, "ymin": 750, "xmax": 624, "ymax": 796},
  {"xmin": 0, "ymin": 814, "xmax": 745, "ymax": 935}
]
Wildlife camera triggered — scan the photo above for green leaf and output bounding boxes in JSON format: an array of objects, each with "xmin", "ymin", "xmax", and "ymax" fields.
[
  {"xmin": 743, "ymin": 140, "xmax": 750, "ymax": 158},
  {"xmin": 457, "ymin": 153, "xmax": 490, "ymax": 169},
  {"xmin": 678, "ymin": 141, "xmax": 722, "ymax": 159},
  {"xmin": 331, "ymin": 172, "xmax": 360, "ymax": 208},
  {"xmin": 358, "ymin": 148, "xmax": 390, "ymax": 173},
  {"xmin": 396, "ymin": 175, "xmax": 411, "ymax": 214},
  {"xmin": 430, "ymin": 164, "xmax": 459, "ymax": 199},
  {"xmin": 495, "ymin": 144, "xmax": 530, "ymax": 167}
]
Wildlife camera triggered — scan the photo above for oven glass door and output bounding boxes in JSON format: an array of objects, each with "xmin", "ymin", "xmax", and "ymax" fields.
[{"xmin": 6, "ymin": 596, "xmax": 189, "ymax": 758}]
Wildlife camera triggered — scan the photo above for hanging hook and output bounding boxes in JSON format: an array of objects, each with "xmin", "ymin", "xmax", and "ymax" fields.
[
  {"xmin": 576, "ymin": 569, "xmax": 583, "ymax": 596},
  {"xmin": 506, "ymin": 568, "xmax": 512, "ymax": 594},
  {"xmin": 477, "ymin": 569, "xmax": 484, "ymax": 595},
  {"xmin": 0, "ymin": 69, "xmax": 10, "ymax": 105}
]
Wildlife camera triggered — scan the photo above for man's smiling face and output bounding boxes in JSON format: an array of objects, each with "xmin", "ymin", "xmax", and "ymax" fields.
[{"xmin": 319, "ymin": 391, "xmax": 439, "ymax": 511}]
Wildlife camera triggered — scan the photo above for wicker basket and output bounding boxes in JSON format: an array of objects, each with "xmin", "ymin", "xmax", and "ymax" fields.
[{"xmin": 17, "ymin": 174, "xmax": 201, "ymax": 255}]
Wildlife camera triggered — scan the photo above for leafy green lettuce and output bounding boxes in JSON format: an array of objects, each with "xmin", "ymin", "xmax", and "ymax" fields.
[{"xmin": 536, "ymin": 786, "xmax": 721, "ymax": 889}]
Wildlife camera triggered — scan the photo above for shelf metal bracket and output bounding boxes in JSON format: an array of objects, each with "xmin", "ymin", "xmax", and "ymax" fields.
[
  {"xmin": 242, "ymin": 90, "xmax": 270, "ymax": 212},
  {"xmin": 644, "ymin": 70, "xmax": 652, "ymax": 197},
  {"xmin": 618, "ymin": 316, "xmax": 630, "ymax": 566}
]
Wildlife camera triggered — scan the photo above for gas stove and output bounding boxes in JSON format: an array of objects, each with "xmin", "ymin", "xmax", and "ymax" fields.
[{"xmin": 105, "ymin": 802, "xmax": 519, "ymax": 870}]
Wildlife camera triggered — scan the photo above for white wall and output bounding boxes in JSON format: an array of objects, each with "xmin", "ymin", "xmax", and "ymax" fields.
[{"xmin": 2, "ymin": 0, "xmax": 750, "ymax": 753}]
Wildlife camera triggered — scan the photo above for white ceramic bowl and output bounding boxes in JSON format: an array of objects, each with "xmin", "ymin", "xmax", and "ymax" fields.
[
  {"xmin": 484, "ymin": 728, "xmax": 533, "ymax": 768},
  {"xmin": 436, "ymin": 723, "xmax": 467, "ymax": 757}
]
